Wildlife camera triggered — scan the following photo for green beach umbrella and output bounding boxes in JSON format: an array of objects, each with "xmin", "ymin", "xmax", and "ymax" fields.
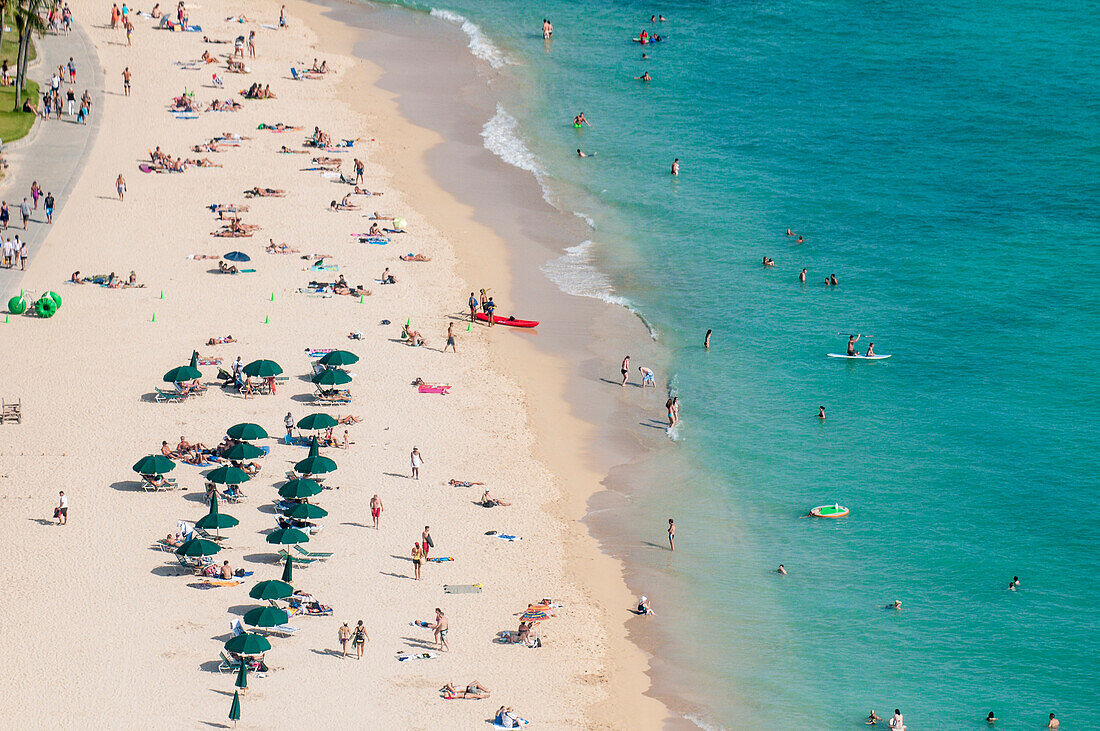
[
  {"xmin": 162, "ymin": 364, "xmax": 202, "ymax": 383},
  {"xmin": 243, "ymin": 605, "xmax": 289, "ymax": 628},
  {"xmin": 175, "ymin": 538, "xmax": 221, "ymax": 557},
  {"xmin": 249, "ymin": 579, "xmax": 294, "ymax": 601},
  {"xmin": 132, "ymin": 454, "xmax": 175, "ymax": 475},
  {"xmin": 227, "ymin": 422, "xmax": 268, "ymax": 441},
  {"xmin": 294, "ymin": 454, "xmax": 337, "ymax": 476},
  {"xmin": 242, "ymin": 359, "xmax": 283, "ymax": 377},
  {"xmin": 224, "ymin": 632, "xmax": 271, "ymax": 655},
  {"xmin": 311, "ymin": 368, "xmax": 352, "ymax": 386},
  {"xmin": 266, "ymin": 527, "xmax": 310, "ymax": 545},
  {"xmin": 207, "ymin": 465, "xmax": 251, "ymax": 485},
  {"xmin": 234, "ymin": 662, "xmax": 248, "ymax": 691},
  {"xmin": 296, "ymin": 413, "xmax": 338, "ymax": 431},
  {"xmin": 223, "ymin": 442, "xmax": 265, "ymax": 461},
  {"xmin": 278, "ymin": 478, "xmax": 322, "ymax": 499},
  {"xmin": 318, "ymin": 350, "xmax": 359, "ymax": 367},
  {"xmin": 229, "ymin": 690, "xmax": 241, "ymax": 725},
  {"xmin": 281, "ymin": 554, "xmax": 294, "ymax": 583},
  {"xmin": 194, "ymin": 494, "xmax": 239, "ymax": 536},
  {"xmin": 286, "ymin": 503, "xmax": 328, "ymax": 520}
]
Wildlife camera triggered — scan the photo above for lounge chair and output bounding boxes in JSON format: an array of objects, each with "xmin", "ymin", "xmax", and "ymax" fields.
[
  {"xmin": 276, "ymin": 549, "xmax": 317, "ymax": 566},
  {"xmin": 219, "ymin": 650, "xmax": 268, "ymax": 675},
  {"xmin": 263, "ymin": 623, "xmax": 300, "ymax": 637},
  {"xmin": 293, "ymin": 544, "xmax": 334, "ymax": 559},
  {"xmin": 155, "ymin": 387, "xmax": 188, "ymax": 403},
  {"xmin": 194, "ymin": 526, "xmax": 230, "ymax": 544},
  {"xmin": 140, "ymin": 474, "xmax": 178, "ymax": 491},
  {"xmin": 153, "ymin": 539, "xmax": 181, "ymax": 552},
  {"xmin": 286, "ymin": 597, "xmax": 333, "ymax": 616},
  {"xmin": 219, "ymin": 489, "xmax": 245, "ymax": 504}
]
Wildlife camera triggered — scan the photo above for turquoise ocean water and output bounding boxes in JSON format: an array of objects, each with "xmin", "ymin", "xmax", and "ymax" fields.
[{"xmin": 374, "ymin": 1, "xmax": 1099, "ymax": 727}]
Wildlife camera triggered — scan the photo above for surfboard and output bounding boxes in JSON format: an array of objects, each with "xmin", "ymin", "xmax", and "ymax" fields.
[{"xmin": 827, "ymin": 353, "xmax": 892, "ymax": 360}]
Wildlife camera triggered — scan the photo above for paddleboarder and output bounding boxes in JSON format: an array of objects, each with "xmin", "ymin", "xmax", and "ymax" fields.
[{"xmin": 847, "ymin": 334, "xmax": 861, "ymax": 356}]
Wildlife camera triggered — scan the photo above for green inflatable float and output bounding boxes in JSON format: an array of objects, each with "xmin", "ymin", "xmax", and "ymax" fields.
[
  {"xmin": 34, "ymin": 295, "xmax": 57, "ymax": 318},
  {"xmin": 48, "ymin": 291, "xmax": 62, "ymax": 309},
  {"xmin": 7, "ymin": 295, "xmax": 27, "ymax": 315}
]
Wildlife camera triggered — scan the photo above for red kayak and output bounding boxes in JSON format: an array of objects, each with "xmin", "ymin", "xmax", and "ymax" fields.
[{"xmin": 475, "ymin": 313, "xmax": 539, "ymax": 328}]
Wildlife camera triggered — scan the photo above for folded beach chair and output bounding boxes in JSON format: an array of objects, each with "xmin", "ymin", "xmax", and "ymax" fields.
[
  {"xmin": 293, "ymin": 544, "xmax": 333, "ymax": 559},
  {"xmin": 155, "ymin": 387, "xmax": 188, "ymax": 403},
  {"xmin": 264, "ymin": 623, "xmax": 300, "ymax": 637}
]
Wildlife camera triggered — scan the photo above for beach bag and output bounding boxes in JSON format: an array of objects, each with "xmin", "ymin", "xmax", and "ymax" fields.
[{"xmin": 53, "ymin": 507, "xmax": 60, "ymax": 518}]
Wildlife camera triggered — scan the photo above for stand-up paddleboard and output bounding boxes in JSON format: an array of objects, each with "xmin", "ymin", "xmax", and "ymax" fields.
[
  {"xmin": 827, "ymin": 353, "xmax": 891, "ymax": 360},
  {"xmin": 809, "ymin": 504, "xmax": 849, "ymax": 518},
  {"xmin": 475, "ymin": 313, "xmax": 539, "ymax": 328}
]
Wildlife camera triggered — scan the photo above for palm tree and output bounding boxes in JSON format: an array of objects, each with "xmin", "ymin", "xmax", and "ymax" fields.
[{"xmin": 12, "ymin": 0, "xmax": 47, "ymax": 110}]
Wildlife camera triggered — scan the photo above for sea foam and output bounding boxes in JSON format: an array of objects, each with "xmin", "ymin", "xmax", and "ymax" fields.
[{"xmin": 430, "ymin": 8, "xmax": 508, "ymax": 69}]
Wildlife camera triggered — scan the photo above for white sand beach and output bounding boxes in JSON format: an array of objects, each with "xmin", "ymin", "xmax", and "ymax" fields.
[{"xmin": 0, "ymin": 1, "xmax": 665, "ymax": 727}]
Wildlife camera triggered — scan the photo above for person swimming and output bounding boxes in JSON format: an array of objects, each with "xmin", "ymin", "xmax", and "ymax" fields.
[
  {"xmin": 576, "ymin": 149, "xmax": 595, "ymax": 157},
  {"xmin": 777, "ymin": 564, "xmax": 788, "ymax": 575},
  {"xmin": 635, "ymin": 71, "xmax": 651, "ymax": 81}
]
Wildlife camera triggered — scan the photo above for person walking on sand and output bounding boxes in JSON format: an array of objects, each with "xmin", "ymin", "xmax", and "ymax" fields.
[
  {"xmin": 433, "ymin": 608, "xmax": 449, "ymax": 651},
  {"xmin": 411, "ymin": 542, "xmax": 424, "ymax": 580},
  {"xmin": 444, "ymin": 322, "xmax": 456, "ymax": 353},
  {"xmin": 284, "ymin": 411, "xmax": 294, "ymax": 440},
  {"xmin": 370, "ymin": 494, "xmax": 382, "ymax": 529},
  {"xmin": 410, "ymin": 447, "xmax": 423, "ymax": 480},
  {"xmin": 122, "ymin": 67, "xmax": 131, "ymax": 96},
  {"xmin": 338, "ymin": 622, "xmax": 352, "ymax": 658},
  {"xmin": 353, "ymin": 619, "xmax": 368, "ymax": 660},
  {"xmin": 116, "ymin": 174, "xmax": 126, "ymax": 201},
  {"xmin": 667, "ymin": 518, "xmax": 675, "ymax": 551},
  {"xmin": 57, "ymin": 491, "xmax": 68, "ymax": 525},
  {"xmin": 620, "ymin": 355, "xmax": 630, "ymax": 387},
  {"xmin": 354, "ymin": 158, "xmax": 364, "ymax": 185}
]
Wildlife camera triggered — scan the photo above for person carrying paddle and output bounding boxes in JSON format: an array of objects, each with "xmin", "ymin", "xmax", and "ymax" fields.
[{"xmin": 847, "ymin": 334, "xmax": 861, "ymax": 356}]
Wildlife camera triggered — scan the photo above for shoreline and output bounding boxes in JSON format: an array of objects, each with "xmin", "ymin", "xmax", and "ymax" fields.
[{"xmin": 288, "ymin": 1, "xmax": 672, "ymax": 725}]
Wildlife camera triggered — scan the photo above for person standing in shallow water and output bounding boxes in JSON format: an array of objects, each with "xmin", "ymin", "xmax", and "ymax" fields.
[
  {"xmin": 704, "ymin": 329, "xmax": 712, "ymax": 350},
  {"xmin": 671, "ymin": 158, "xmax": 680, "ymax": 175}
]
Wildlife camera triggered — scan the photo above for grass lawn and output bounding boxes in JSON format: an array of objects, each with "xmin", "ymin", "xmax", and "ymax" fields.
[
  {"xmin": 0, "ymin": 29, "xmax": 37, "ymax": 68},
  {"xmin": 0, "ymin": 78, "xmax": 39, "ymax": 143}
]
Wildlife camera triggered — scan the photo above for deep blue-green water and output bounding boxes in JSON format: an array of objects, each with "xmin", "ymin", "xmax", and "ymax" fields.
[{"xmin": 378, "ymin": 1, "xmax": 1099, "ymax": 727}]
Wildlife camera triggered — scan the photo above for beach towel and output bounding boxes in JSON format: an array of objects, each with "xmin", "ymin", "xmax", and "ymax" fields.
[
  {"xmin": 195, "ymin": 579, "xmax": 242, "ymax": 588},
  {"xmin": 418, "ymin": 384, "xmax": 451, "ymax": 395},
  {"xmin": 306, "ymin": 349, "xmax": 335, "ymax": 357},
  {"xmin": 396, "ymin": 651, "xmax": 437, "ymax": 662},
  {"xmin": 427, "ymin": 557, "xmax": 453, "ymax": 563},
  {"xmin": 496, "ymin": 534, "xmax": 522, "ymax": 542},
  {"xmin": 410, "ymin": 620, "xmax": 432, "ymax": 628},
  {"xmin": 443, "ymin": 584, "xmax": 483, "ymax": 594}
]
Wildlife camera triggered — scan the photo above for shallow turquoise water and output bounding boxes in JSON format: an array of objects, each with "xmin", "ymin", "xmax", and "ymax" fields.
[{"xmin": 377, "ymin": 0, "xmax": 1099, "ymax": 726}]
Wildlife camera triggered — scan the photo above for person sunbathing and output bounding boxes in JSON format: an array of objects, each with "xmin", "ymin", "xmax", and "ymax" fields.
[
  {"xmin": 380, "ymin": 268, "xmax": 397, "ymax": 284},
  {"xmin": 142, "ymin": 473, "xmax": 170, "ymax": 488},
  {"xmin": 226, "ymin": 59, "xmax": 248, "ymax": 73},
  {"xmin": 207, "ymin": 335, "xmax": 236, "ymax": 345},
  {"xmin": 71, "ymin": 271, "xmax": 86, "ymax": 284},
  {"xmin": 369, "ymin": 212, "xmax": 395, "ymax": 220},
  {"xmin": 201, "ymin": 50, "xmax": 216, "ymax": 64},
  {"xmin": 219, "ymin": 560, "xmax": 236, "ymax": 580},
  {"xmin": 330, "ymin": 198, "xmax": 359, "ymax": 212},
  {"xmin": 448, "ymin": 479, "xmax": 485, "ymax": 487},
  {"xmin": 337, "ymin": 415, "xmax": 362, "ymax": 424},
  {"xmin": 402, "ymin": 327, "xmax": 426, "ymax": 346},
  {"xmin": 165, "ymin": 532, "xmax": 183, "ymax": 546},
  {"xmin": 278, "ymin": 145, "xmax": 306, "ymax": 154},
  {"xmin": 244, "ymin": 187, "xmax": 285, "ymax": 197},
  {"xmin": 178, "ymin": 436, "xmax": 207, "ymax": 454},
  {"xmin": 218, "ymin": 261, "xmax": 240, "ymax": 274},
  {"xmin": 368, "ymin": 223, "xmax": 383, "ymax": 236},
  {"xmin": 266, "ymin": 240, "xmax": 299, "ymax": 253},
  {"xmin": 440, "ymin": 681, "xmax": 491, "ymax": 700},
  {"xmin": 312, "ymin": 156, "xmax": 341, "ymax": 166},
  {"xmin": 352, "ymin": 186, "xmax": 383, "ymax": 196},
  {"xmin": 232, "ymin": 459, "xmax": 261, "ymax": 475},
  {"xmin": 182, "ymin": 451, "xmax": 209, "ymax": 466},
  {"xmin": 213, "ymin": 227, "xmax": 251, "ymax": 238},
  {"xmin": 224, "ymin": 484, "xmax": 246, "ymax": 499},
  {"xmin": 400, "ymin": 253, "xmax": 430, "ymax": 261},
  {"xmin": 481, "ymin": 490, "xmax": 511, "ymax": 507},
  {"xmin": 186, "ymin": 158, "xmax": 222, "ymax": 167}
]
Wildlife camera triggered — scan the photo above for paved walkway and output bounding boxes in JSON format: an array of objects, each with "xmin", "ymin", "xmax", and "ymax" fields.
[{"xmin": 0, "ymin": 18, "xmax": 103, "ymax": 301}]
